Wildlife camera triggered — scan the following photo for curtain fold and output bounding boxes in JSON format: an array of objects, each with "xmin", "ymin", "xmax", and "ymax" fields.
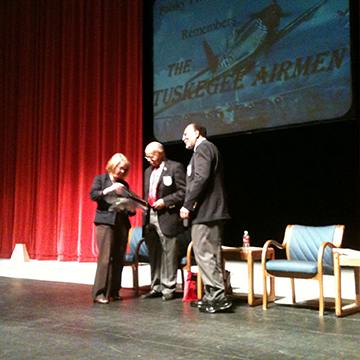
[{"xmin": 0, "ymin": 0, "xmax": 143, "ymax": 261}]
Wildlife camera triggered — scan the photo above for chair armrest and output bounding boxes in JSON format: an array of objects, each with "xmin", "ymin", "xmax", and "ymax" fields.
[
  {"xmin": 134, "ymin": 238, "xmax": 146, "ymax": 266},
  {"xmin": 317, "ymin": 241, "xmax": 338, "ymax": 275},
  {"xmin": 261, "ymin": 239, "xmax": 284, "ymax": 264},
  {"xmin": 183, "ymin": 241, "xmax": 193, "ymax": 271}
]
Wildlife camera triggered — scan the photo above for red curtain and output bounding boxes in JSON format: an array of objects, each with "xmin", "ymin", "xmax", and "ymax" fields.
[{"xmin": 0, "ymin": 0, "xmax": 143, "ymax": 261}]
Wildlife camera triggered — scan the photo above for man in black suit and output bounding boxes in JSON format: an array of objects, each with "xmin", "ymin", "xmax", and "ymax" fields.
[
  {"xmin": 180, "ymin": 123, "xmax": 232, "ymax": 313},
  {"xmin": 142, "ymin": 142, "xmax": 186, "ymax": 301}
]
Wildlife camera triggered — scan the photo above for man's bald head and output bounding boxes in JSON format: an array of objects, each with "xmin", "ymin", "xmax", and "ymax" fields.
[{"xmin": 144, "ymin": 141, "xmax": 165, "ymax": 167}]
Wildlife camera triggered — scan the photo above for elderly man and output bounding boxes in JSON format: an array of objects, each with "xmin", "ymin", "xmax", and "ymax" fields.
[
  {"xmin": 180, "ymin": 123, "xmax": 232, "ymax": 313},
  {"xmin": 142, "ymin": 142, "xmax": 186, "ymax": 300}
]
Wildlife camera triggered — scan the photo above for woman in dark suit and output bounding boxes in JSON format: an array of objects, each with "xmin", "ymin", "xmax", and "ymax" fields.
[{"xmin": 90, "ymin": 153, "xmax": 132, "ymax": 304}]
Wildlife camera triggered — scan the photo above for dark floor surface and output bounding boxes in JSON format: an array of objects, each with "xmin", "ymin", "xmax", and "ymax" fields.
[{"xmin": 1, "ymin": 277, "xmax": 359, "ymax": 360}]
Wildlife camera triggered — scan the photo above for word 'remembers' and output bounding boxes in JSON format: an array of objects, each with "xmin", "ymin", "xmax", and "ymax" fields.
[{"xmin": 182, "ymin": 17, "xmax": 236, "ymax": 40}]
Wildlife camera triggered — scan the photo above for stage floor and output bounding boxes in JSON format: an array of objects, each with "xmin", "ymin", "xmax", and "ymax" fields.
[
  {"xmin": 0, "ymin": 259, "xmax": 359, "ymax": 359},
  {"xmin": 0, "ymin": 258, "xmax": 357, "ymax": 300}
]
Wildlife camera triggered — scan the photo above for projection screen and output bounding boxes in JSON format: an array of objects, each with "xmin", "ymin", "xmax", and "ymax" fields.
[{"xmin": 153, "ymin": 0, "xmax": 352, "ymax": 142}]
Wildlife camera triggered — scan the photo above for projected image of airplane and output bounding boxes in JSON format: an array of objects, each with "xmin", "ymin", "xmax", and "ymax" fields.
[
  {"xmin": 192, "ymin": 0, "xmax": 332, "ymax": 80},
  {"xmin": 154, "ymin": 0, "xmax": 332, "ymax": 116}
]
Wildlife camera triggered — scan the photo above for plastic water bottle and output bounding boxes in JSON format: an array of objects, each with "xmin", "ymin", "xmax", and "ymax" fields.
[{"xmin": 243, "ymin": 230, "xmax": 250, "ymax": 251}]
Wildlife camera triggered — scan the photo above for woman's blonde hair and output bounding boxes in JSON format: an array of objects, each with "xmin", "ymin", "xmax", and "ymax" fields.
[{"xmin": 106, "ymin": 153, "xmax": 131, "ymax": 178}]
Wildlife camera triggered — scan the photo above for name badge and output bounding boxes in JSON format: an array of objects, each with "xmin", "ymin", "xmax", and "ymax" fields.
[
  {"xmin": 187, "ymin": 164, "xmax": 192, "ymax": 176},
  {"xmin": 163, "ymin": 176, "xmax": 172, "ymax": 186}
]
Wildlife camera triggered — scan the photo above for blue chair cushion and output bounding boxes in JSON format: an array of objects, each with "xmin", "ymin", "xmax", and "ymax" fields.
[
  {"xmin": 266, "ymin": 260, "xmax": 334, "ymax": 275},
  {"xmin": 289, "ymin": 225, "xmax": 336, "ymax": 270},
  {"xmin": 125, "ymin": 253, "xmax": 135, "ymax": 263},
  {"xmin": 180, "ymin": 256, "xmax": 188, "ymax": 267}
]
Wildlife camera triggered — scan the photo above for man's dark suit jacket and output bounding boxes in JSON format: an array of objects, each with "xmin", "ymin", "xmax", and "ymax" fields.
[
  {"xmin": 143, "ymin": 159, "xmax": 186, "ymax": 237},
  {"xmin": 184, "ymin": 139, "xmax": 230, "ymax": 224},
  {"xmin": 90, "ymin": 173, "xmax": 131, "ymax": 229}
]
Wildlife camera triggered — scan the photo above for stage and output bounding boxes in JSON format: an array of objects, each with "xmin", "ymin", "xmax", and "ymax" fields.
[{"xmin": 0, "ymin": 258, "xmax": 359, "ymax": 359}]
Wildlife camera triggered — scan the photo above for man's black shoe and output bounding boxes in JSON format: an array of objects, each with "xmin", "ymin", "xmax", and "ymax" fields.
[
  {"xmin": 199, "ymin": 299, "xmax": 232, "ymax": 314},
  {"xmin": 162, "ymin": 293, "xmax": 175, "ymax": 301},
  {"xmin": 141, "ymin": 290, "xmax": 162, "ymax": 299},
  {"xmin": 190, "ymin": 299, "xmax": 209, "ymax": 308}
]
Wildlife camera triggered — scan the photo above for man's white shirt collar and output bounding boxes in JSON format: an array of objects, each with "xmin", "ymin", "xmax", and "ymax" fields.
[
  {"xmin": 194, "ymin": 137, "xmax": 206, "ymax": 152},
  {"xmin": 155, "ymin": 161, "xmax": 165, "ymax": 171}
]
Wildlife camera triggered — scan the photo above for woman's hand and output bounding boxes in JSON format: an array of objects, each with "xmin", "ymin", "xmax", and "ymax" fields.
[{"xmin": 103, "ymin": 183, "xmax": 124, "ymax": 196}]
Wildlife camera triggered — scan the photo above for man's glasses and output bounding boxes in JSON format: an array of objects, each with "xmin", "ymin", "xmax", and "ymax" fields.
[{"xmin": 144, "ymin": 152, "xmax": 158, "ymax": 161}]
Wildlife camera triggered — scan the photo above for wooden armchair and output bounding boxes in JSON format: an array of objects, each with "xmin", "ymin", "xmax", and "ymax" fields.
[
  {"xmin": 183, "ymin": 241, "xmax": 233, "ymax": 300},
  {"xmin": 178, "ymin": 228, "xmax": 193, "ymax": 286},
  {"xmin": 183, "ymin": 240, "xmax": 203, "ymax": 299},
  {"xmin": 125, "ymin": 226, "xmax": 192, "ymax": 296},
  {"xmin": 262, "ymin": 224, "xmax": 345, "ymax": 316},
  {"xmin": 124, "ymin": 226, "xmax": 149, "ymax": 296}
]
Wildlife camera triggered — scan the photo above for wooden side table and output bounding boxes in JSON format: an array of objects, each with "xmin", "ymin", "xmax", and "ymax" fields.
[
  {"xmin": 221, "ymin": 246, "xmax": 275, "ymax": 306},
  {"xmin": 333, "ymin": 249, "xmax": 360, "ymax": 317}
]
